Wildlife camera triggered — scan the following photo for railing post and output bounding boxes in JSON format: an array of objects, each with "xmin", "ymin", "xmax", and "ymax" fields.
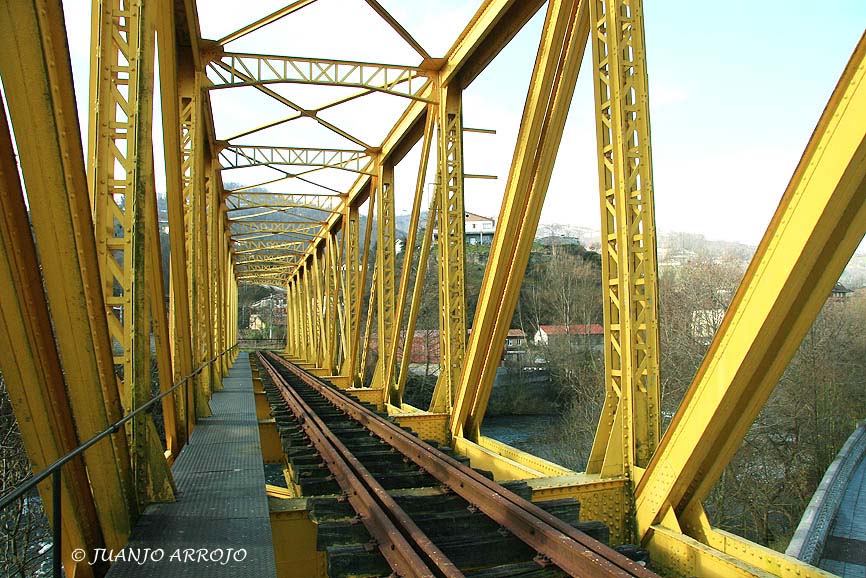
[{"xmin": 52, "ymin": 468, "xmax": 61, "ymax": 578}]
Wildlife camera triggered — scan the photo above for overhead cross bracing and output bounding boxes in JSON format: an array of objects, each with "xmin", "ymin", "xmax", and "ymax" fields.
[{"xmin": 203, "ymin": 2, "xmax": 442, "ymax": 288}]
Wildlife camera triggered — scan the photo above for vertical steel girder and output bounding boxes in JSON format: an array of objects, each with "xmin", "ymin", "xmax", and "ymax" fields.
[
  {"xmin": 304, "ymin": 263, "xmax": 317, "ymax": 362},
  {"xmin": 451, "ymin": 0, "xmax": 588, "ymax": 440},
  {"xmin": 386, "ymin": 108, "xmax": 435, "ymax": 406},
  {"xmin": 341, "ymin": 203, "xmax": 360, "ymax": 380},
  {"xmin": 183, "ymin": 73, "xmax": 213, "ymax": 417},
  {"xmin": 0, "ymin": 0, "xmax": 136, "ymax": 550},
  {"xmin": 396, "ymin": 191, "xmax": 440, "ymax": 403},
  {"xmin": 430, "ymin": 88, "xmax": 468, "ymax": 414},
  {"xmin": 327, "ymin": 232, "xmax": 343, "ymax": 374},
  {"xmin": 635, "ymin": 35, "xmax": 866, "ymax": 551},
  {"xmin": 373, "ymin": 165, "xmax": 397, "ymax": 392},
  {"xmin": 157, "ymin": 0, "xmax": 195, "ymax": 443},
  {"xmin": 208, "ymin": 161, "xmax": 223, "ymax": 391},
  {"xmin": 354, "ymin": 187, "xmax": 377, "ymax": 382},
  {"xmin": 146, "ymin": 167, "xmax": 179, "ymax": 458},
  {"xmin": 313, "ymin": 247, "xmax": 327, "ymax": 365},
  {"xmin": 0, "ymin": 96, "xmax": 103, "ymax": 578},
  {"xmin": 586, "ymin": 0, "xmax": 661, "ymax": 477},
  {"xmin": 89, "ymin": 0, "xmax": 174, "ymax": 504}
]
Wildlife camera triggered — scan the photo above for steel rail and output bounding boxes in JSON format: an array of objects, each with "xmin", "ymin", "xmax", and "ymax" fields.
[
  {"xmin": 257, "ymin": 353, "xmax": 462, "ymax": 578},
  {"xmin": 263, "ymin": 351, "xmax": 658, "ymax": 578}
]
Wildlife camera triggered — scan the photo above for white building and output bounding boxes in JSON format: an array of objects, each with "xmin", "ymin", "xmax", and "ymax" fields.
[{"xmin": 464, "ymin": 212, "xmax": 495, "ymax": 245}]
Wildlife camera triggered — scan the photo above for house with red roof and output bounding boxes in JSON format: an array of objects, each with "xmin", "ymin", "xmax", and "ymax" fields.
[{"xmin": 533, "ymin": 324, "xmax": 604, "ymax": 350}]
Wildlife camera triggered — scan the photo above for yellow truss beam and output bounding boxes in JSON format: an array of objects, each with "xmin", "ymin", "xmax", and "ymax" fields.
[
  {"xmin": 220, "ymin": 145, "xmax": 371, "ymax": 172},
  {"xmin": 0, "ymin": 95, "xmax": 102, "ymax": 578},
  {"xmin": 158, "ymin": 0, "xmax": 196, "ymax": 444},
  {"xmin": 207, "ymin": 52, "xmax": 432, "ymax": 101},
  {"xmin": 430, "ymin": 85, "xmax": 468, "ymax": 414},
  {"xmin": 586, "ymin": 0, "xmax": 661, "ymax": 477},
  {"xmin": 287, "ymin": 0, "xmax": 550, "ymax": 279},
  {"xmin": 0, "ymin": 0, "xmax": 136, "ymax": 550},
  {"xmin": 90, "ymin": 0, "xmax": 175, "ymax": 505},
  {"xmin": 450, "ymin": 0, "xmax": 589, "ymax": 440},
  {"xmin": 635, "ymin": 32, "xmax": 866, "ymax": 568}
]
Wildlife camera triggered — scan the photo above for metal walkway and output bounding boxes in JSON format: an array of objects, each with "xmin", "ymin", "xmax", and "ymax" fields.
[
  {"xmin": 820, "ymin": 451, "xmax": 866, "ymax": 577},
  {"xmin": 107, "ymin": 352, "xmax": 277, "ymax": 577}
]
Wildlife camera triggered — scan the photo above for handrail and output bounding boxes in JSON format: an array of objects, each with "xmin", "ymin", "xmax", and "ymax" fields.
[
  {"xmin": 786, "ymin": 420, "xmax": 866, "ymax": 564},
  {"xmin": 0, "ymin": 343, "xmax": 237, "ymax": 510}
]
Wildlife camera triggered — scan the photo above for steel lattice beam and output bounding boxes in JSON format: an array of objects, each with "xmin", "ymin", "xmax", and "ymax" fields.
[
  {"xmin": 220, "ymin": 145, "xmax": 371, "ymax": 173},
  {"xmin": 207, "ymin": 52, "xmax": 432, "ymax": 101},
  {"xmin": 586, "ymin": 0, "xmax": 661, "ymax": 476}
]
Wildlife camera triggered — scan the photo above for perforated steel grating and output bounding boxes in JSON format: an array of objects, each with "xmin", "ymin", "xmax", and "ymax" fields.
[{"xmin": 106, "ymin": 353, "xmax": 276, "ymax": 578}]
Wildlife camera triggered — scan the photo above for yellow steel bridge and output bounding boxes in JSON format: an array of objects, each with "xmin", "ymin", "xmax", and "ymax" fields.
[{"xmin": 0, "ymin": 0, "xmax": 864, "ymax": 576}]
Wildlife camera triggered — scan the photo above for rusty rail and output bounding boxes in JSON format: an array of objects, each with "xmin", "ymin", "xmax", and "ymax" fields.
[
  {"xmin": 259, "ymin": 351, "xmax": 658, "ymax": 578},
  {"xmin": 257, "ymin": 352, "xmax": 461, "ymax": 577}
]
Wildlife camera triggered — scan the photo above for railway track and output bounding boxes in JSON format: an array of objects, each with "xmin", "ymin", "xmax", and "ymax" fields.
[{"xmin": 256, "ymin": 351, "xmax": 658, "ymax": 578}]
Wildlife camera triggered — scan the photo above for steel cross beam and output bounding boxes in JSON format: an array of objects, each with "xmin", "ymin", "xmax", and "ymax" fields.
[
  {"xmin": 226, "ymin": 198, "xmax": 340, "ymax": 214},
  {"xmin": 207, "ymin": 52, "xmax": 433, "ymax": 101},
  {"xmin": 230, "ymin": 221, "xmax": 324, "ymax": 236},
  {"xmin": 220, "ymin": 145, "xmax": 371, "ymax": 173}
]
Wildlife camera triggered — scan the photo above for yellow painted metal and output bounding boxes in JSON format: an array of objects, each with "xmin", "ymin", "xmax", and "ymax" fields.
[
  {"xmin": 450, "ymin": 0, "xmax": 588, "ymax": 440},
  {"xmin": 385, "ymin": 107, "xmax": 435, "ymax": 406},
  {"xmin": 258, "ymin": 420, "xmax": 283, "ymax": 463},
  {"xmin": 268, "ymin": 497, "xmax": 328, "ymax": 578},
  {"xmin": 305, "ymin": 263, "xmax": 318, "ymax": 363},
  {"xmin": 360, "ymin": 269, "xmax": 377, "ymax": 383},
  {"xmin": 646, "ymin": 525, "xmax": 785, "ymax": 578},
  {"xmin": 352, "ymin": 186, "xmax": 376, "ymax": 383},
  {"xmin": 525, "ymin": 474, "xmax": 630, "ymax": 546},
  {"xmin": 330, "ymin": 233, "xmax": 345, "ymax": 374},
  {"xmin": 221, "ymin": 146, "xmax": 370, "ymax": 172},
  {"xmin": 431, "ymin": 85, "xmax": 468, "ymax": 414},
  {"xmin": 372, "ymin": 164, "xmax": 396, "ymax": 393},
  {"xmin": 635, "ymin": 35, "xmax": 866, "ymax": 544},
  {"xmin": 89, "ymin": 0, "xmax": 175, "ymax": 504},
  {"xmin": 477, "ymin": 436, "xmax": 574, "ymax": 477},
  {"xmin": 453, "ymin": 436, "xmax": 553, "ymax": 481},
  {"xmin": 208, "ymin": 161, "xmax": 223, "ymax": 392},
  {"xmin": 157, "ymin": 0, "xmax": 196, "ymax": 443},
  {"xmin": 218, "ymin": 0, "xmax": 318, "ymax": 46},
  {"xmin": 657, "ymin": 506, "xmax": 837, "ymax": 578},
  {"xmin": 207, "ymin": 52, "xmax": 432, "ymax": 102},
  {"xmin": 0, "ymin": 0, "xmax": 136, "ymax": 547},
  {"xmin": 184, "ymin": 72, "xmax": 214, "ymax": 418},
  {"xmin": 388, "ymin": 408, "xmax": 450, "ymax": 446},
  {"xmin": 312, "ymin": 248, "xmax": 327, "ymax": 366},
  {"xmin": 340, "ymin": 203, "xmax": 360, "ymax": 379},
  {"xmin": 146, "ymin": 165, "xmax": 180, "ymax": 459},
  {"xmin": 395, "ymin": 189, "xmax": 439, "ymax": 404},
  {"xmin": 586, "ymin": 0, "xmax": 661, "ymax": 478},
  {"xmin": 0, "ymin": 97, "xmax": 101, "ymax": 578}
]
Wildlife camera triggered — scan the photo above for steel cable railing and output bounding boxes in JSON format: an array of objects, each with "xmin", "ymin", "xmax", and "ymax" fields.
[{"xmin": 0, "ymin": 343, "xmax": 238, "ymax": 577}]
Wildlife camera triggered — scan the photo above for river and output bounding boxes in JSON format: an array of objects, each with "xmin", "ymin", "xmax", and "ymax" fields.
[{"xmin": 480, "ymin": 414, "xmax": 570, "ymax": 466}]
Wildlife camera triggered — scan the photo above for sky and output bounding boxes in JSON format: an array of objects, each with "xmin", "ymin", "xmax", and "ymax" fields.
[{"xmin": 58, "ymin": 0, "xmax": 866, "ymax": 245}]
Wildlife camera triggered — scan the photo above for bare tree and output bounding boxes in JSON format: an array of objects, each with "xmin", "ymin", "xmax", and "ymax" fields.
[{"xmin": 1, "ymin": 374, "xmax": 52, "ymax": 577}]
